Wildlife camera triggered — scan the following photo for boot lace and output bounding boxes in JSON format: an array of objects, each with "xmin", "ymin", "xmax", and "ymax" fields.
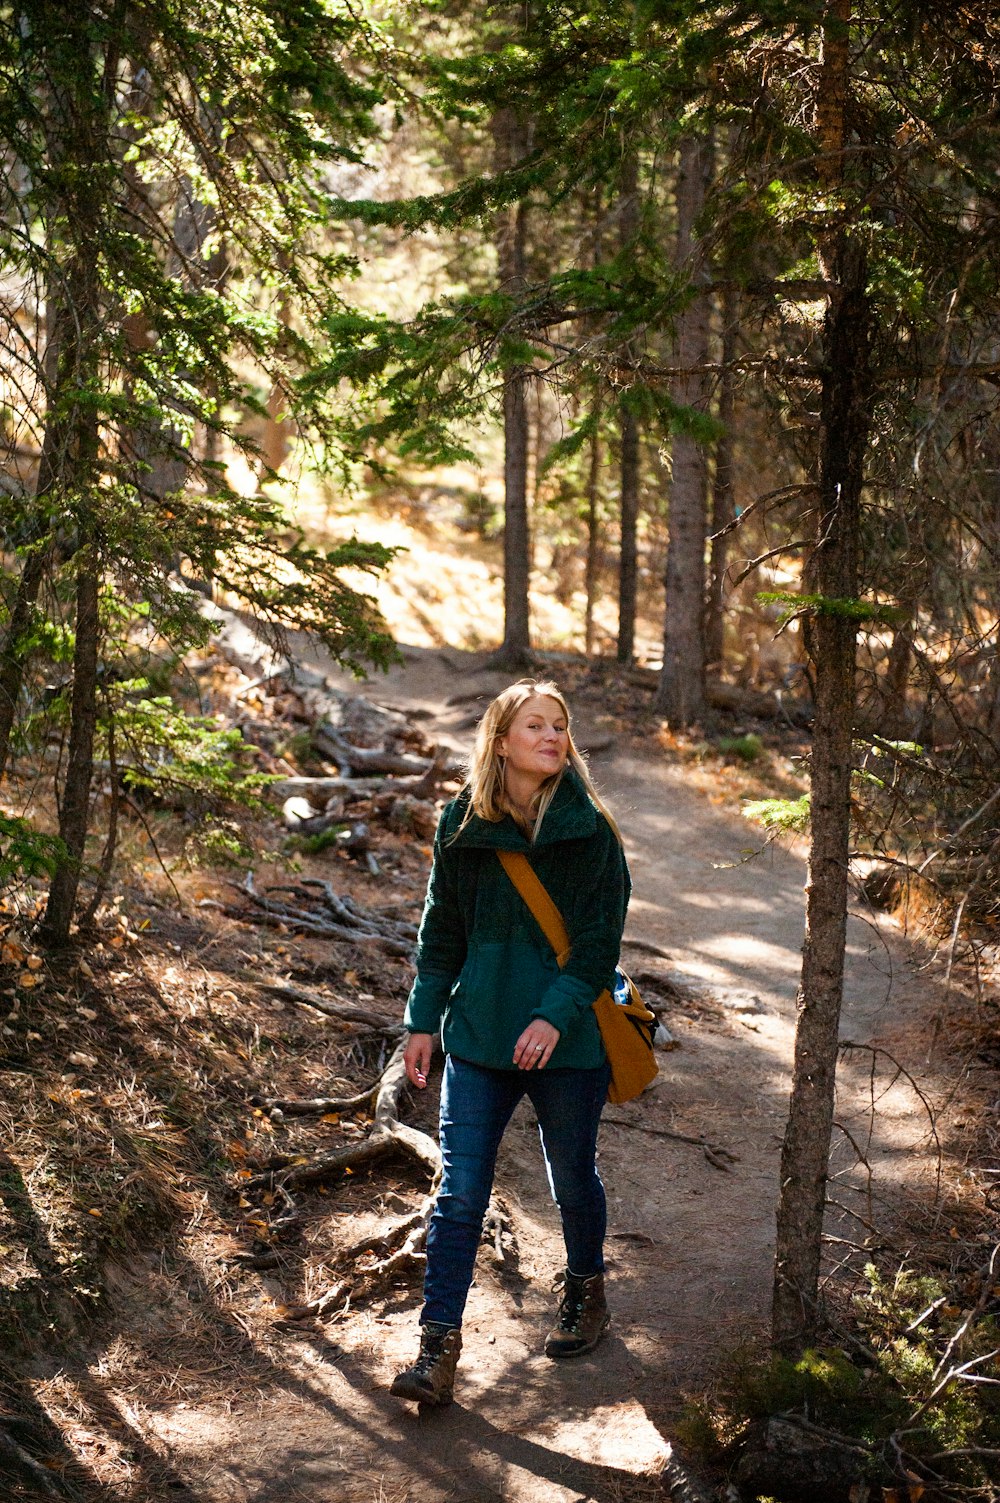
[
  {"xmin": 555, "ymin": 1277, "xmax": 586, "ymax": 1333},
  {"xmin": 413, "ymin": 1325, "xmax": 449, "ymax": 1377}
]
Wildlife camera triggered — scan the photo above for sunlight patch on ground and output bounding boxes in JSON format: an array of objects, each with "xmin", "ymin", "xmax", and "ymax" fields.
[
  {"xmin": 696, "ymin": 933, "xmax": 804, "ymax": 978},
  {"xmin": 529, "ymin": 1400, "xmax": 670, "ymax": 1473}
]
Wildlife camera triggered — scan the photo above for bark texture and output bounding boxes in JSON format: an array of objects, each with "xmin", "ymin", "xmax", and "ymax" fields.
[
  {"xmin": 772, "ymin": 0, "xmax": 871, "ymax": 1351},
  {"xmin": 617, "ymin": 409, "xmax": 640, "ymax": 664},
  {"xmin": 654, "ymin": 131, "xmax": 714, "ymax": 725},
  {"xmin": 617, "ymin": 153, "xmax": 642, "ymax": 666},
  {"xmin": 493, "ymin": 106, "xmax": 533, "ymax": 668},
  {"xmin": 706, "ymin": 282, "xmax": 738, "ymax": 670}
]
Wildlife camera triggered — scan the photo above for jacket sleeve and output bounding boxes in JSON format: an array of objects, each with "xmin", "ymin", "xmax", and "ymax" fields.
[
  {"xmin": 403, "ymin": 823, "xmax": 467, "ymax": 1035},
  {"xmin": 530, "ymin": 820, "xmax": 630, "ymax": 1038}
]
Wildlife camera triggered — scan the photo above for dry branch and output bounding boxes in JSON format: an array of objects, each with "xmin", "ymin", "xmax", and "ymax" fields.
[
  {"xmin": 313, "ymin": 723, "xmax": 431, "ymax": 777},
  {"xmin": 228, "ymin": 872, "xmax": 415, "ymax": 956},
  {"xmin": 603, "ymin": 1113, "xmax": 740, "ymax": 1170}
]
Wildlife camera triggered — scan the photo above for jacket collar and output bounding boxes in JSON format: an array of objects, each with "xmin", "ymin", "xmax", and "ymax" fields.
[{"xmin": 447, "ymin": 767, "xmax": 598, "ymax": 851}]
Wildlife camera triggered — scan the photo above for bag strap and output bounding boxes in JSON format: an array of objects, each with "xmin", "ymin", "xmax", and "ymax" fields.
[{"xmin": 496, "ymin": 850, "xmax": 572, "ymax": 968}]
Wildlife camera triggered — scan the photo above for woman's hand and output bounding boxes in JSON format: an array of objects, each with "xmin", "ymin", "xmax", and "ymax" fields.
[
  {"xmin": 404, "ymin": 1032, "xmax": 434, "ymax": 1089},
  {"xmin": 513, "ymin": 1019, "xmax": 560, "ymax": 1071}
]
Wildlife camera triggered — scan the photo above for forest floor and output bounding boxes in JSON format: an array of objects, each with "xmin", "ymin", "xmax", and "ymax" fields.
[{"xmin": 1, "ymin": 639, "xmax": 997, "ymax": 1503}]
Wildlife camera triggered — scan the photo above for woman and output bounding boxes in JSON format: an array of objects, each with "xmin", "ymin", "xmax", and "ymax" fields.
[{"xmin": 390, "ymin": 678, "xmax": 630, "ymax": 1407}]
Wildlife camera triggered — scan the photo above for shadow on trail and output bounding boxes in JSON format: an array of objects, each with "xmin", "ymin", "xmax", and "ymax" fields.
[{"xmin": 231, "ymin": 1335, "xmax": 672, "ymax": 1503}]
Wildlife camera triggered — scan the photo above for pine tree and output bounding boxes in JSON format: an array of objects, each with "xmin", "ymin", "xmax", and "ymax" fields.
[{"xmin": 1, "ymin": 1, "xmax": 398, "ymax": 940}]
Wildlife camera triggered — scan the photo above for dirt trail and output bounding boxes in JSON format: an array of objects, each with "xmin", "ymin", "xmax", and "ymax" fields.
[{"xmin": 153, "ymin": 644, "xmax": 955, "ymax": 1503}]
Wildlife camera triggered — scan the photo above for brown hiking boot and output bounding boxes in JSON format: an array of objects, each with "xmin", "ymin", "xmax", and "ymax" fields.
[
  {"xmin": 544, "ymin": 1270, "xmax": 610, "ymax": 1358},
  {"xmin": 390, "ymin": 1321, "xmax": 462, "ymax": 1406}
]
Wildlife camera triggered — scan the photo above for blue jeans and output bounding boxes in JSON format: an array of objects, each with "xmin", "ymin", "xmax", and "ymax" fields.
[{"xmin": 421, "ymin": 1054, "xmax": 611, "ymax": 1328}]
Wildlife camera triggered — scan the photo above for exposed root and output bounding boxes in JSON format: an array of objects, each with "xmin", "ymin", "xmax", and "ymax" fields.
[
  {"xmin": 0, "ymin": 1421, "xmax": 80, "ymax": 1499},
  {"xmin": 250, "ymin": 1040, "xmax": 439, "ymax": 1193},
  {"xmin": 228, "ymin": 872, "xmax": 415, "ymax": 956},
  {"xmin": 238, "ymin": 974, "xmax": 403, "ymax": 1032},
  {"xmin": 252, "ymin": 1084, "xmax": 379, "ymax": 1119},
  {"xmin": 268, "ymin": 1045, "xmax": 521, "ymax": 1320}
]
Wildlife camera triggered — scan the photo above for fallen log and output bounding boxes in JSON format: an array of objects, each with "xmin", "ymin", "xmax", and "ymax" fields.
[
  {"xmin": 314, "ymin": 724, "xmax": 432, "ymax": 777},
  {"xmin": 628, "ymin": 665, "xmax": 813, "ymax": 725}
]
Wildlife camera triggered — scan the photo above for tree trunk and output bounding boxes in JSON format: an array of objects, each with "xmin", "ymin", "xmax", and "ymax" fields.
[
  {"xmin": 617, "ymin": 152, "xmax": 642, "ymax": 667},
  {"xmin": 40, "ymin": 542, "xmax": 100, "ymax": 946},
  {"xmin": 491, "ymin": 105, "xmax": 533, "ymax": 669},
  {"xmin": 617, "ymin": 409, "xmax": 640, "ymax": 664},
  {"xmin": 584, "ymin": 420, "xmax": 602, "ymax": 656},
  {"xmin": 500, "ymin": 364, "xmax": 532, "ymax": 665},
  {"xmin": 772, "ymin": 0, "xmax": 871, "ymax": 1353},
  {"xmin": 705, "ymin": 282, "xmax": 738, "ymax": 670},
  {"xmin": 654, "ymin": 130, "xmax": 714, "ymax": 725},
  {"xmin": 877, "ymin": 622, "xmax": 913, "ymax": 738}
]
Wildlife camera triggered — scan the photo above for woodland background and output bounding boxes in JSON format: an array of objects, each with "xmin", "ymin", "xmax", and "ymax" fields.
[{"xmin": 1, "ymin": 3, "xmax": 1000, "ymax": 1500}]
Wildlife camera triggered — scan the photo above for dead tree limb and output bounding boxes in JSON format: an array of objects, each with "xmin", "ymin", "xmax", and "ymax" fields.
[{"xmin": 314, "ymin": 724, "xmax": 432, "ymax": 777}]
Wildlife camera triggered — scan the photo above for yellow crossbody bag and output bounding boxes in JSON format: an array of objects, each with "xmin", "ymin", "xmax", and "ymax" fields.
[{"xmin": 497, "ymin": 850, "xmax": 659, "ymax": 1105}]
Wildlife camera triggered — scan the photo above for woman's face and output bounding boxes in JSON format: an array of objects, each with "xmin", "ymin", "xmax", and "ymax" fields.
[{"xmin": 497, "ymin": 694, "xmax": 569, "ymax": 782}]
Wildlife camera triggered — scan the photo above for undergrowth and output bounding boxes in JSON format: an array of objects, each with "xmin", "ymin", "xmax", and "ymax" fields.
[{"xmin": 679, "ymin": 1255, "xmax": 1000, "ymax": 1500}]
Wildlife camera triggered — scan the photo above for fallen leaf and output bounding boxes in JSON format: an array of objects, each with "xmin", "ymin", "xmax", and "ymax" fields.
[
  {"xmin": 26, "ymin": 955, "xmax": 43, "ymax": 971},
  {"xmin": 17, "ymin": 972, "xmax": 38, "ymax": 988},
  {"xmin": 77, "ymin": 960, "xmax": 95, "ymax": 980},
  {"xmin": 87, "ymin": 1208, "xmax": 102, "ymax": 1217},
  {"xmin": 68, "ymin": 1052, "xmax": 98, "ymax": 1069},
  {"xmin": 321, "ymin": 1113, "xmax": 340, "ymax": 1124},
  {"xmin": 76, "ymin": 1006, "xmax": 98, "ymax": 1022}
]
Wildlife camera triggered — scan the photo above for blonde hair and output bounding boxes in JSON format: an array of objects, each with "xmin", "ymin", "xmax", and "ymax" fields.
[{"xmin": 455, "ymin": 678, "xmax": 622, "ymax": 843}]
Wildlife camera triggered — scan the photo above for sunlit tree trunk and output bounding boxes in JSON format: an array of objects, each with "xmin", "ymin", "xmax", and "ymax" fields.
[
  {"xmin": 654, "ymin": 130, "xmax": 713, "ymax": 725},
  {"xmin": 772, "ymin": 0, "xmax": 871, "ymax": 1352}
]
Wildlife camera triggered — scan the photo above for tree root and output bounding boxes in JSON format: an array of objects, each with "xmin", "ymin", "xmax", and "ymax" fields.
[
  {"xmin": 228, "ymin": 872, "xmax": 416, "ymax": 957},
  {"xmin": 250, "ymin": 1040, "xmax": 439, "ymax": 1194},
  {"xmin": 236, "ymin": 973, "xmax": 403, "ymax": 1032},
  {"xmin": 253, "ymin": 1083, "xmax": 379, "ymax": 1119},
  {"xmin": 0, "ymin": 1421, "xmax": 80, "ymax": 1499},
  {"xmin": 266, "ymin": 1044, "xmax": 520, "ymax": 1321}
]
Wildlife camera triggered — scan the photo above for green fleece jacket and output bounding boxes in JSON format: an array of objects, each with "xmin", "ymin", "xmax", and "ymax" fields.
[{"xmin": 404, "ymin": 769, "xmax": 630, "ymax": 1071}]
